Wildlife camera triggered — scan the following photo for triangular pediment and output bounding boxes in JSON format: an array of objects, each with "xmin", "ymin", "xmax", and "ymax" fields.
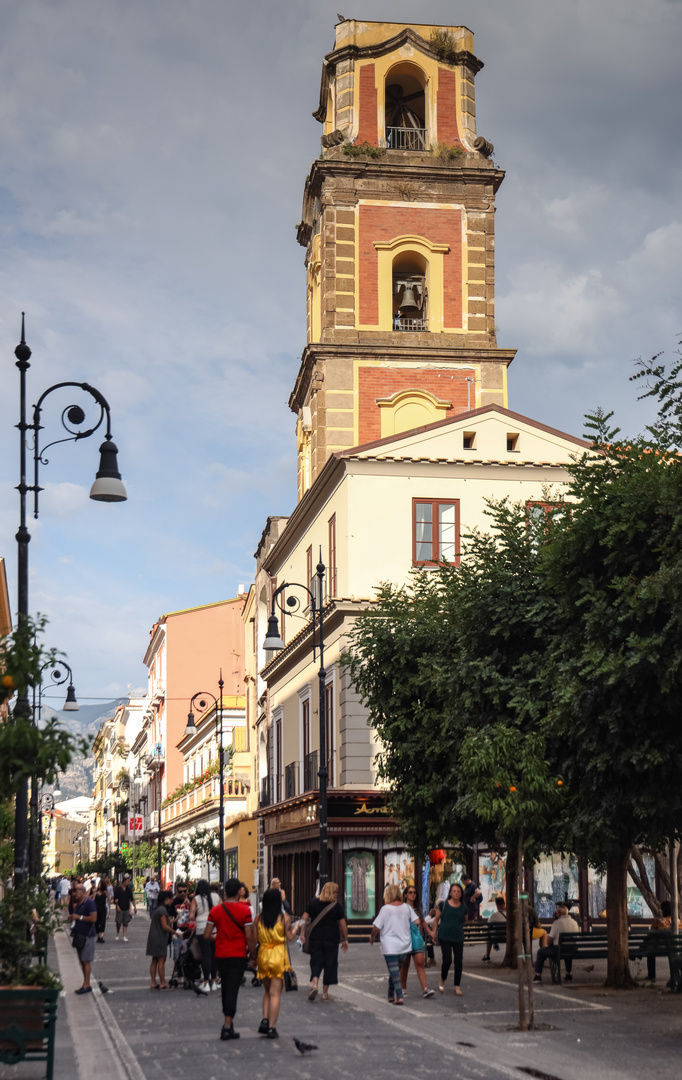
[{"xmin": 341, "ymin": 405, "xmax": 590, "ymax": 465}]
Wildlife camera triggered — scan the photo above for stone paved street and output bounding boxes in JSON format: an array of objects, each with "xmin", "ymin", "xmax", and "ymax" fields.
[{"xmin": 3, "ymin": 911, "xmax": 682, "ymax": 1080}]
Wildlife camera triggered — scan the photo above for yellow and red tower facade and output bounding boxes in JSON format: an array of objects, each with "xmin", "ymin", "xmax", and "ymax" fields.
[{"xmin": 292, "ymin": 20, "xmax": 516, "ymax": 500}]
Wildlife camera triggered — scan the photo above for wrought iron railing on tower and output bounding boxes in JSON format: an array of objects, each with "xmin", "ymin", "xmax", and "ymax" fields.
[{"xmin": 386, "ymin": 126, "xmax": 427, "ymax": 151}]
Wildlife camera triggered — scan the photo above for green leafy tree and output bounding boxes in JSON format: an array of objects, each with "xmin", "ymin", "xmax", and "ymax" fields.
[
  {"xmin": 346, "ymin": 499, "xmax": 563, "ymax": 971},
  {"xmin": 543, "ymin": 405, "xmax": 682, "ymax": 987}
]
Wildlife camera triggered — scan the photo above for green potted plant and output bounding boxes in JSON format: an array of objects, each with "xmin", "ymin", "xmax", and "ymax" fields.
[
  {"xmin": 0, "ymin": 882, "xmax": 62, "ymax": 1080},
  {"xmin": 0, "ymin": 616, "xmax": 88, "ymax": 1080}
]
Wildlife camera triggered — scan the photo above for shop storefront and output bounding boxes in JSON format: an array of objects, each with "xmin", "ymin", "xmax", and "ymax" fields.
[{"xmin": 257, "ymin": 790, "xmax": 417, "ymax": 927}]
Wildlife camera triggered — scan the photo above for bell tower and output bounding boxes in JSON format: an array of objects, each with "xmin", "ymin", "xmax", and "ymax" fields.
[{"xmin": 291, "ymin": 20, "xmax": 516, "ymax": 500}]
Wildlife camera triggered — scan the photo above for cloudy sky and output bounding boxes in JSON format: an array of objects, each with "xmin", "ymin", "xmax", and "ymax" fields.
[{"xmin": 0, "ymin": 0, "xmax": 680, "ymax": 701}]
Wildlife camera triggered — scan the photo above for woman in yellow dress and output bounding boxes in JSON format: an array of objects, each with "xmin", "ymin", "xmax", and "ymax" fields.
[{"xmin": 255, "ymin": 887, "xmax": 299, "ymax": 1039}]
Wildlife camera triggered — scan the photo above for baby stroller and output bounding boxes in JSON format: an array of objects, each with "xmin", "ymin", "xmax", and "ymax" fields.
[{"xmin": 168, "ymin": 926, "xmax": 203, "ymax": 990}]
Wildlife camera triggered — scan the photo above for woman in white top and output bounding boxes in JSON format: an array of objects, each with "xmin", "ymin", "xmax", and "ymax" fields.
[
  {"xmin": 369, "ymin": 883, "xmax": 416, "ymax": 1005},
  {"xmin": 190, "ymin": 878, "xmax": 222, "ymax": 992}
]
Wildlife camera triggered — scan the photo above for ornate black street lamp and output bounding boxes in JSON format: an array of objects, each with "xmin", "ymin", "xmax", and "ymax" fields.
[
  {"xmin": 29, "ymin": 661, "xmax": 80, "ymax": 876},
  {"xmin": 12, "ymin": 314, "xmax": 127, "ymax": 885},
  {"xmin": 184, "ymin": 671, "xmax": 226, "ymax": 886},
  {"xmin": 262, "ymin": 552, "xmax": 329, "ymax": 888}
]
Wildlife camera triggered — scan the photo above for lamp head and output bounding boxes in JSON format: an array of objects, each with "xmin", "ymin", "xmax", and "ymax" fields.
[
  {"xmin": 62, "ymin": 683, "xmax": 79, "ymax": 711},
  {"xmin": 262, "ymin": 613, "xmax": 284, "ymax": 652},
  {"xmin": 183, "ymin": 711, "xmax": 196, "ymax": 739},
  {"xmin": 90, "ymin": 436, "xmax": 127, "ymax": 503}
]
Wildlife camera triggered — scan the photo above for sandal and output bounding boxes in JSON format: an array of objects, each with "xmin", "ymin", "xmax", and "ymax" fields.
[
  {"xmin": 159, "ymin": 984, "xmax": 169, "ymax": 990},
  {"xmin": 321, "ymin": 994, "xmax": 334, "ymax": 1001},
  {"xmin": 308, "ymin": 988, "xmax": 318, "ymax": 1001},
  {"xmin": 454, "ymin": 987, "xmax": 463, "ymax": 996},
  {"xmin": 438, "ymin": 983, "xmax": 445, "ymax": 993}
]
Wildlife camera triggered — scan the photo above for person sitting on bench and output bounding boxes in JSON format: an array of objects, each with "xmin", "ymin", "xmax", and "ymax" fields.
[
  {"xmin": 533, "ymin": 903, "xmax": 579, "ymax": 983},
  {"xmin": 482, "ymin": 896, "xmax": 506, "ymax": 961}
]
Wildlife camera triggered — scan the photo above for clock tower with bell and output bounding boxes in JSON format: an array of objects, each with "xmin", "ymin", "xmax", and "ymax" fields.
[{"xmin": 291, "ymin": 19, "xmax": 515, "ymax": 501}]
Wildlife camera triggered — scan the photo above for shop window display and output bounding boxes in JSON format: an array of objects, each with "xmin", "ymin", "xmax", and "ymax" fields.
[
  {"xmin": 587, "ymin": 858, "xmax": 655, "ymax": 920},
  {"xmin": 479, "ymin": 852, "xmax": 506, "ymax": 918},
  {"xmin": 344, "ymin": 851, "xmax": 376, "ymax": 920},
  {"xmin": 383, "ymin": 849, "xmax": 415, "ymax": 890},
  {"xmin": 533, "ymin": 853, "xmax": 579, "ymax": 917}
]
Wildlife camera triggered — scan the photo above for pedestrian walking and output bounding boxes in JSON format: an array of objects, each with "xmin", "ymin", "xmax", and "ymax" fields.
[
  {"xmin": 482, "ymin": 896, "xmax": 506, "ymax": 961},
  {"xmin": 59, "ymin": 875, "xmax": 71, "ymax": 908},
  {"xmin": 300, "ymin": 881, "xmax": 348, "ymax": 1002},
  {"xmin": 400, "ymin": 884, "xmax": 435, "ymax": 998},
  {"xmin": 369, "ymin": 883, "xmax": 415, "ymax": 1006},
  {"xmin": 144, "ymin": 876, "xmax": 160, "ymax": 916},
  {"xmin": 433, "ymin": 882, "xmax": 467, "ymax": 995},
  {"xmin": 146, "ymin": 890, "xmax": 174, "ymax": 989},
  {"xmin": 204, "ymin": 878, "xmax": 257, "ymax": 1041},
  {"xmin": 191, "ymin": 878, "xmax": 222, "ymax": 993},
  {"xmin": 94, "ymin": 879, "xmax": 109, "ymax": 942},
  {"xmin": 461, "ymin": 875, "xmax": 482, "ymax": 923},
  {"xmin": 68, "ymin": 882, "xmax": 97, "ymax": 993},
  {"xmin": 255, "ymin": 886, "xmax": 298, "ymax": 1039},
  {"xmin": 114, "ymin": 873, "xmax": 137, "ymax": 942}
]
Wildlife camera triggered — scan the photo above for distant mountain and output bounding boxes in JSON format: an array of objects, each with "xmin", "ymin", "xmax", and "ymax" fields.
[{"xmin": 42, "ymin": 698, "xmax": 127, "ymax": 800}]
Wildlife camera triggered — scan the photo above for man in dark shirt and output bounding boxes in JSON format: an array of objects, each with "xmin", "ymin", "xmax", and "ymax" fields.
[
  {"xmin": 462, "ymin": 875, "xmax": 482, "ymax": 923},
  {"xmin": 114, "ymin": 873, "xmax": 137, "ymax": 942}
]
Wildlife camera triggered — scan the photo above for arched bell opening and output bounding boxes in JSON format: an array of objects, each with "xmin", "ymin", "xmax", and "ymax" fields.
[
  {"xmin": 385, "ymin": 63, "xmax": 427, "ymax": 151},
  {"xmin": 392, "ymin": 251, "xmax": 428, "ymax": 332}
]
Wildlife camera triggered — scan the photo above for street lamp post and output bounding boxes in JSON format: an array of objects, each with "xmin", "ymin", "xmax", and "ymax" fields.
[
  {"xmin": 262, "ymin": 552, "xmax": 329, "ymax": 888},
  {"xmin": 183, "ymin": 671, "xmax": 226, "ymax": 886},
  {"xmin": 30, "ymin": 661, "xmax": 80, "ymax": 877},
  {"xmin": 12, "ymin": 315, "xmax": 127, "ymax": 886}
]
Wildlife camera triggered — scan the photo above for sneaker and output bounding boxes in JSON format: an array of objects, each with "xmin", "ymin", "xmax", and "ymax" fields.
[
  {"xmin": 220, "ymin": 1025, "xmax": 239, "ymax": 1041},
  {"xmin": 214, "ymin": 978, "xmax": 221, "ymax": 989},
  {"xmin": 122, "ymin": 937, "xmax": 128, "ymax": 943},
  {"xmin": 533, "ymin": 975, "xmax": 541, "ymax": 983},
  {"xmin": 267, "ymin": 1027, "xmax": 279, "ymax": 1039},
  {"xmin": 197, "ymin": 982, "xmax": 211, "ymax": 995},
  {"xmin": 481, "ymin": 956, "xmax": 491, "ymax": 962},
  {"xmin": 115, "ymin": 935, "xmax": 120, "ymax": 942},
  {"xmin": 423, "ymin": 988, "xmax": 435, "ymax": 998},
  {"xmin": 74, "ymin": 986, "xmax": 93, "ymax": 994},
  {"xmin": 564, "ymin": 973, "xmax": 573, "ymax": 982},
  {"xmin": 258, "ymin": 1018, "xmax": 269, "ymax": 1035}
]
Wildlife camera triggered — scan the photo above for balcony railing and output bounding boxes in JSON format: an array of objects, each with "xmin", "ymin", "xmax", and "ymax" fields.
[
  {"xmin": 393, "ymin": 316, "xmax": 428, "ymax": 332},
  {"xmin": 161, "ymin": 775, "xmax": 248, "ymax": 824},
  {"xmin": 284, "ymin": 761, "xmax": 299, "ymax": 800},
  {"xmin": 303, "ymin": 750, "xmax": 318, "ymax": 792},
  {"xmin": 386, "ymin": 126, "xmax": 427, "ymax": 151},
  {"xmin": 259, "ymin": 776, "xmax": 271, "ymax": 809}
]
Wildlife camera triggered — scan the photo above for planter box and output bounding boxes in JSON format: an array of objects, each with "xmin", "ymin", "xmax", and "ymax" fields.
[{"xmin": 0, "ymin": 986, "xmax": 59, "ymax": 1080}]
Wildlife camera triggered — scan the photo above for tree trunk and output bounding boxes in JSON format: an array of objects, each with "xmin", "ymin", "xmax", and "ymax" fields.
[
  {"xmin": 604, "ymin": 848, "xmax": 636, "ymax": 989},
  {"xmin": 654, "ymin": 844, "xmax": 682, "ymax": 903},
  {"xmin": 628, "ymin": 845, "xmax": 662, "ymax": 918},
  {"xmin": 514, "ymin": 833, "xmax": 535, "ymax": 1030},
  {"xmin": 502, "ymin": 843, "xmax": 518, "ymax": 970}
]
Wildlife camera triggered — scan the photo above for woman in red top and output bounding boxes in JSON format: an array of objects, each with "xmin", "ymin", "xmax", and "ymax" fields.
[{"xmin": 204, "ymin": 878, "xmax": 257, "ymax": 1042}]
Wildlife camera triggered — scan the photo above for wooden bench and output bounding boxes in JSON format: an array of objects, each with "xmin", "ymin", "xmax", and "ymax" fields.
[
  {"xmin": 550, "ymin": 930, "xmax": 682, "ymax": 985},
  {"xmin": 463, "ymin": 922, "xmax": 507, "ymax": 950}
]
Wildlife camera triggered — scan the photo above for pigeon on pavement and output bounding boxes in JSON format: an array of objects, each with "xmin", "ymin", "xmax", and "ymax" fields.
[
  {"xmin": 98, "ymin": 981, "xmax": 114, "ymax": 994},
  {"xmin": 293, "ymin": 1038, "xmax": 318, "ymax": 1055}
]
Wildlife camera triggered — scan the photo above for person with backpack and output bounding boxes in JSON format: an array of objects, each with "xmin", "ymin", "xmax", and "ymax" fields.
[{"xmin": 205, "ymin": 878, "xmax": 257, "ymax": 1042}]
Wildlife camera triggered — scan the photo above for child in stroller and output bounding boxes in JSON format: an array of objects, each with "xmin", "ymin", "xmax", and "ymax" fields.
[{"xmin": 168, "ymin": 923, "xmax": 203, "ymax": 989}]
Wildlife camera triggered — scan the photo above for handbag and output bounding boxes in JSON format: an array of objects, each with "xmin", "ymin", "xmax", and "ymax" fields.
[
  {"xmin": 283, "ymin": 944, "xmax": 298, "ymax": 991},
  {"xmin": 71, "ymin": 930, "xmax": 88, "ymax": 951},
  {"xmin": 301, "ymin": 902, "xmax": 337, "ymax": 955},
  {"xmin": 410, "ymin": 920, "xmax": 425, "ymax": 952}
]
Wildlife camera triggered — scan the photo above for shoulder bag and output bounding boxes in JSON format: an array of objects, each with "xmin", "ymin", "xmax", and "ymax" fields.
[
  {"xmin": 301, "ymin": 902, "xmax": 337, "ymax": 955},
  {"xmin": 283, "ymin": 938, "xmax": 298, "ymax": 992}
]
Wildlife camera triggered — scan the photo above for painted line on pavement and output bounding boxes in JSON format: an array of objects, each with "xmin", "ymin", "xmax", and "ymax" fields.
[
  {"xmin": 464, "ymin": 971, "xmax": 611, "ymax": 1011},
  {"xmin": 337, "ymin": 981, "xmax": 550, "ymax": 1080}
]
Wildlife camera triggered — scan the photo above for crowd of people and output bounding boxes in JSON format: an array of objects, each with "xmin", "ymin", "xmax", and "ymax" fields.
[{"xmin": 56, "ymin": 866, "xmax": 630, "ymax": 1039}]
